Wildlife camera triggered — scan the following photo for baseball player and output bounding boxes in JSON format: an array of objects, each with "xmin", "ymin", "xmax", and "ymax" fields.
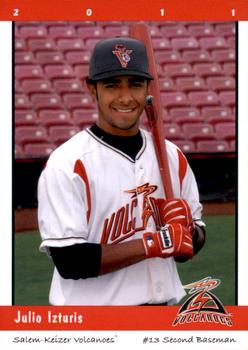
[{"xmin": 38, "ymin": 37, "xmax": 206, "ymax": 305}]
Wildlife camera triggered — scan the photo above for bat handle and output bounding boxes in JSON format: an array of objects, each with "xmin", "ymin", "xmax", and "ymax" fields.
[
  {"xmin": 145, "ymin": 103, "xmax": 157, "ymax": 128},
  {"xmin": 145, "ymin": 104, "xmax": 174, "ymax": 199}
]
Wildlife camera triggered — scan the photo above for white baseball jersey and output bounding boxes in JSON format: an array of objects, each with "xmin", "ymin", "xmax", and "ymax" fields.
[{"xmin": 38, "ymin": 127, "xmax": 204, "ymax": 305}]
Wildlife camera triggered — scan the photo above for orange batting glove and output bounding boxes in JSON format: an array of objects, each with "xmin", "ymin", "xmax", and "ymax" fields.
[
  {"xmin": 142, "ymin": 223, "xmax": 193, "ymax": 260},
  {"xmin": 154, "ymin": 198, "xmax": 194, "ymax": 232}
]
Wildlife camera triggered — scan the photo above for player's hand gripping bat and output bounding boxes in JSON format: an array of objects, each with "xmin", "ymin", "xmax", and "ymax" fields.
[{"xmin": 129, "ymin": 23, "xmax": 173, "ymax": 199}]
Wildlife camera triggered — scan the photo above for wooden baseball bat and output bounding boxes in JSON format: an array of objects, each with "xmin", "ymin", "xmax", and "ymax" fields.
[{"xmin": 129, "ymin": 23, "xmax": 174, "ymax": 199}]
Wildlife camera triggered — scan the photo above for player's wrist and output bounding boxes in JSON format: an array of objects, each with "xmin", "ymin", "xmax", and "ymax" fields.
[{"xmin": 192, "ymin": 224, "xmax": 206, "ymax": 255}]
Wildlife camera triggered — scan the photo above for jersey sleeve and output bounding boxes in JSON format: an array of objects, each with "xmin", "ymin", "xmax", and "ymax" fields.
[{"xmin": 38, "ymin": 165, "xmax": 89, "ymax": 253}]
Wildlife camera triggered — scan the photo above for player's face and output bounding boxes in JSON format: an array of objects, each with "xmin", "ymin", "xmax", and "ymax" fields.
[{"xmin": 87, "ymin": 76, "xmax": 148, "ymax": 136}]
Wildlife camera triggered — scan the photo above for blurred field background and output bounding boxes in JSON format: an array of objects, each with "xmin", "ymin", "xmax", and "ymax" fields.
[
  {"xmin": 14, "ymin": 214, "xmax": 235, "ymax": 305},
  {"xmin": 14, "ymin": 21, "xmax": 236, "ymax": 306}
]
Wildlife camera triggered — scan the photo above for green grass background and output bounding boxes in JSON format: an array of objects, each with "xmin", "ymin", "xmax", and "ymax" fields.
[{"xmin": 14, "ymin": 215, "xmax": 236, "ymax": 305}]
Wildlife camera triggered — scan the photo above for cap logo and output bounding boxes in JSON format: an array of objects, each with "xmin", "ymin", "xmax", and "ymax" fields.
[{"xmin": 112, "ymin": 44, "xmax": 133, "ymax": 68}]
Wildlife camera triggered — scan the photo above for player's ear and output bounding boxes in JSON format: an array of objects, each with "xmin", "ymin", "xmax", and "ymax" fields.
[{"xmin": 86, "ymin": 77, "xmax": 97, "ymax": 99}]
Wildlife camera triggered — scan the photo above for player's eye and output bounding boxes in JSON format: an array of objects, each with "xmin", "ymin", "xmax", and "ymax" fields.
[
  {"xmin": 130, "ymin": 82, "xmax": 144, "ymax": 87},
  {"xmin": 129, "ymin": 78, "xmax": 146, "ymax": 88},
  {"xmin": 102, "ymin": 78, "xmax": 121, "ymax": 89},
  {"xmin": 104, "ymin": 83, "xmax": 119, "ymax": 89}
]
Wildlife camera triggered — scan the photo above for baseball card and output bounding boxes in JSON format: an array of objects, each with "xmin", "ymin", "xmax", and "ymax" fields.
[{"xmin": 0, "ymin": 0, "xmax": 248, "ymax": 349}]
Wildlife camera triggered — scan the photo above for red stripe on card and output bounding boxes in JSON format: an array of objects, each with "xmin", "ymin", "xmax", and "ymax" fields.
[
  {"xmin": 177, "ymin": 149, "xmax": 187, "ymax": 194},
  {"xmin": 0, "ymin": 306, "xmax": 247, "ymax": 330},
  {"xmin": 0, "ymin": 1, "xmax": 248, "ymax": 20},
  {"xmin": 74, "ymin": 159, "xmax": 91, "ymax": 223}
]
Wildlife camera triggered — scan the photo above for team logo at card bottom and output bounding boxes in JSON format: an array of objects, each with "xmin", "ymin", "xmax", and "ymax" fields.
[
  {"xmin": 173, "ymin": 277, "xmax": 233, "ymax": 327},
  {"xmin": 112, "ymin": 44, "xmax": 133, "ymax": 68}
]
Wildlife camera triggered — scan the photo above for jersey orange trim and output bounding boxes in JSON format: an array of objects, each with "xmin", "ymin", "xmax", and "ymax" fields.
[
  {"xmin": 177, "ymin": 149, "xmax": 188, "ymax": 194},
  {"xmin": 74, "ymin": 159, "xmax": 91, "ymax": 223}
]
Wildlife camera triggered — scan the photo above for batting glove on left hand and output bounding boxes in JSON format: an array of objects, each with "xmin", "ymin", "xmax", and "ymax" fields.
[{"xmin": 142, "ymin": 223, "xmax": 193, "ymax": 260}]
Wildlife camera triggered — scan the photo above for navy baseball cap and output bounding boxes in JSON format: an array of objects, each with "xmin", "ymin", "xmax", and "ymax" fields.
[{"xmin": 88, "ymin": 37, "xmax": 153, "ymax": 81}]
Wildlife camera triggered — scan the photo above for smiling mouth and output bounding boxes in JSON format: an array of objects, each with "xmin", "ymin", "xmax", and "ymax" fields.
[{"xmin": 114, "ymin": 107, "xmax": 136, "ymax": 113}]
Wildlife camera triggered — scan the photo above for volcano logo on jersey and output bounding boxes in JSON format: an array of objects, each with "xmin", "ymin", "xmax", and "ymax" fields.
[
  {"xmin": 101, "ymin": 183, "xmax": 159, "ymax": 245},
  {"xmin": 173, "ymin": 277, "xmax": 233, "ymax": 327},
  {"xmin": 112, "ymin": 44, "xmax": 133, "ymax": 68}
]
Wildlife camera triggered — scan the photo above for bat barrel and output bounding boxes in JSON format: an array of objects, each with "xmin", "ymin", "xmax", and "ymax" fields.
[{"xmin": 130, "ymin": 23, "xmax": 174, "ymax": 199}]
